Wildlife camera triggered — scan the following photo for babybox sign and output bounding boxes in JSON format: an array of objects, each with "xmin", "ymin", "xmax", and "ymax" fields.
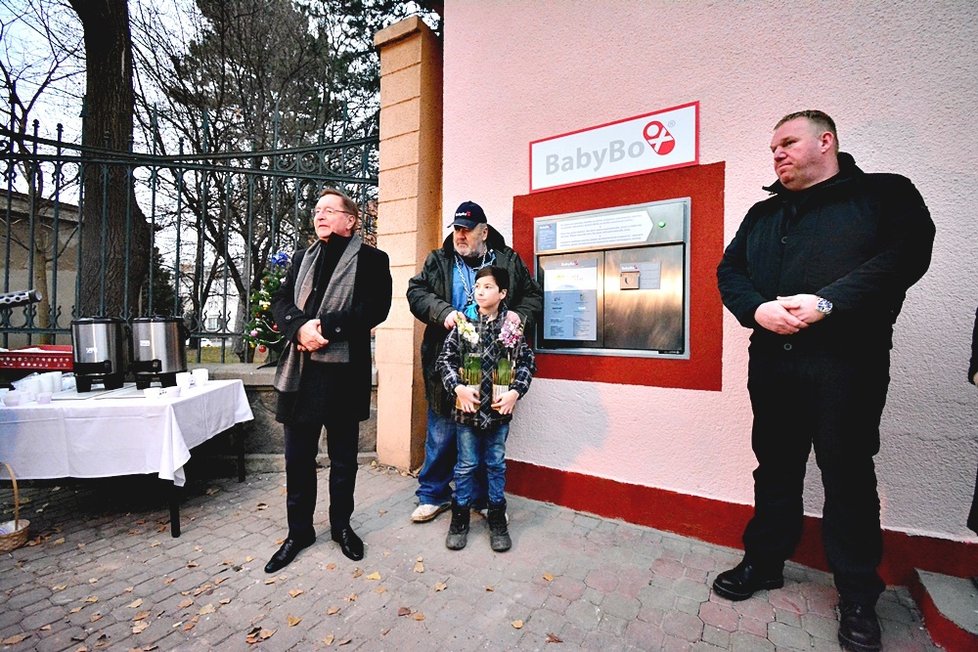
[{"xmin": 529, "ymin": 101, "xmax": 699, "ymax": 192}]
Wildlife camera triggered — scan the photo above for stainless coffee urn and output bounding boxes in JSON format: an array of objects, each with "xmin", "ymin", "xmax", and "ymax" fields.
[
  {"xmin": 71, "ymin": 317, "xmax": 129, "ymax": 392},
  {"xmin": 130, "ymin": 317, "xmax": 188, "ymax": 388}
]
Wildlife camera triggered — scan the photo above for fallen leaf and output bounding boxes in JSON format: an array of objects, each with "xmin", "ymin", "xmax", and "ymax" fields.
[
  {"xmin": 288, "ymin": 589, "xmax": 303, "ymax": 598},
  {"xmin": 178, "ymin": 598, "xmax": 194, "ymax": 609},
  {"xmin": 183, "ymin": 616, "xmax": 199, "ymax": 632},
  {"xmin": 323, "ymin": 633, "xmax": 335, "ymax": 645},
  {"xmin": 53, "ymin": 537, "xmax": 65, "ymax": 545},
  {"xmin": 264, "ymin": 578, "xmax": 277, "ymax": 585},
  {"xmin": 365, "ymin": 571, "xmax": 381, "ymax": 581},
  {"xmin": 325, "ymin": 562, "xmax": 337, "ymax": 571},
  {"xmin": 286, "ymin": 615, "xmax": 301, "ymax": 627},
  {"xmin": 69, "ymin": 606, "xmax": 83, "ymax": 614},
  {"xmin": 132, "ymin": 621, "xmax": 149, "ymax": 634},
  {"xmin": 219, "ymin": 598, "xmax": 231, "ymax": 605},
  {"xmin": 337, "ymin": 640, "xmax": 351, "ymax": 647},
  {"xmin": 326, "ymin": 606, "xmax": 341, "ymax": 616},
  {"xmin": 2, "ymin": 633, "xmax": 29, "ymax": 645},
  {"xmin": 90, "ymin": 612, "xmax": 103, "ymax": 623},
  {"xmin": 412, "ymin": 612, "xmax": 425, "ymax": 621},
  {"xmin": 198, "ymin": 604, "xmax": 215, "ymax": 615},
  {"xmin": 133, "ymin": 611, "xmax": 150, "ymax": 621},
  {"xmin": 381, "ymin": 628, "xmax": 391, "ymax": 636},
  {"xmin": 214, "ymin": 577, "xmax": 227, "ymax": 586},
  {"xmin": 413, "ymin": 559, "xmax": 424, "ymax": 573},
  {"xmin": 163, "ymin": 578, "xmax": 175, "ymax": 585},
  {"xmin": 206, "ymin": 487, "xmax": 219, "ymax": 495},
  {"xmin": 244, "ymin": 556, "xmax": 254, "ymax": 563},
  {"xmin": 352, "ymin": 567, "xmax": 363, "ymax": 578},
  {"xmin": 260, "ymin": 628, "xmax": 275, "ymax": 639},
  {"xmin": 125, "ymin": 587, "xmax": 134, "ymax": 593},
  {"xmin": 374, "ymin": 586, "xmax": 387, "ymax": 594},
  {"xmin": 397, "ymin": 607, "xmax": 411, "ymax": 617},
  {"xmin": 485, "ymin": 585, "xmax": 494, "ymax": 592},
  {"xmin": 52, "ymin": 584, "xmax": 67, "ymax": 591},
  {"xmin": 128, "ymin": 598, "xmax": 143, "ymax": 608},
  {"xmin": 345, "ymin": 593, "xmax": 358, "ymax": 602},
  {"xmin": 434, "ymin": 581, "xmax": 447, "ymax": 592},
  {"xmin": 74, "ymin": 646, "xmax": 87, "ymax": 652},
  {"xmin": 543, "ymin": 573, "xmax": 554, "ymax": 582},
  {"xmin": 88, "ymin": 578, "xmax": 99, "ymax": 584},
  {"xmin": 511, "ymin": 619, "xmax": 524, "ymax": 629},
  {"xmin": 186, "ymin": 561, "xmax": 199, "ymax": 568},
  {"xmin": 546, "ymin": 632, "xmax": 563, "ymax": 643},
  {"xmin": 256, "ymin": 502, "xmax": 268, "ymax": 510},
  {"xmin": 85, "ymin": 596, "xmax": 99, "ymax": 603},
  {"xmin": 40, "ymin": 625, "xmax": 51, "ymax": 631},
  {"xmin": 149, "ymin": 541, "xmax": 161, "ymax": 548}
]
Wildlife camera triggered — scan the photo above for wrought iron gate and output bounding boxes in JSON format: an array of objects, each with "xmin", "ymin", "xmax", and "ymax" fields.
[{"xmin": 1, "ymin": 109, "xmax": 378, "ymax": 363}]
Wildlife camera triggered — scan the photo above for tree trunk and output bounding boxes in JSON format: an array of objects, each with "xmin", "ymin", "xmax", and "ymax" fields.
[{"xmin": 69, "ymin": 0, "xmax": 150, "ymax": 318}]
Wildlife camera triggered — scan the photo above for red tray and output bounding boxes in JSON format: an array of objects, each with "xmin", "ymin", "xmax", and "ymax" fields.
[{"xmin": 0, "ymin": 345, "xmax": 73, "ymax": 371}]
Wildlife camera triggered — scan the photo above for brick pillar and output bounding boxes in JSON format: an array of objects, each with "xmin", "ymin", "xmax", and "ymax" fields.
[{"xmin": 374, "ymin": 17, "xmax": 442, "ymax": 470}]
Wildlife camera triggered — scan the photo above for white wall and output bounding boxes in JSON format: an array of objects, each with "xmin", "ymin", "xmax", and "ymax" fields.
[{"xmin": 442, "ymin": 0, "xmax": 978, "ymax": 540}]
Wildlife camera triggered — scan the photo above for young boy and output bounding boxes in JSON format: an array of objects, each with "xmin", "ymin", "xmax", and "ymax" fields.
[{"xmin": 437, "ymin": 266, "xmax": 535, "ymax": 552}]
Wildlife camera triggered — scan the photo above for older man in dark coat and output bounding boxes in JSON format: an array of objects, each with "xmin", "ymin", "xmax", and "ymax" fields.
[{"xmin": 264, "ymin": 188, "xmax": 392, "ymax": 572}]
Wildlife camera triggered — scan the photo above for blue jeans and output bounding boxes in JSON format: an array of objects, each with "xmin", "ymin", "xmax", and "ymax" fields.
[
  {"xmin": 455, "ymin": 422, "xmax": 509, "ymax": 507},
  {"xmin": 416, "ymin": 407, "xmax": 488, "ymax": 506}
]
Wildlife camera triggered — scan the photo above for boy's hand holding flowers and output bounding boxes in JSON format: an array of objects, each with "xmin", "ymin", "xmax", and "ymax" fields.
[
  {"xmin": 454, "ymin": 384, "xmax": 480, "ymax": 413},
  {"xmin": 491, "ymin": 389, "xmax": 519, "ymax": 415}
]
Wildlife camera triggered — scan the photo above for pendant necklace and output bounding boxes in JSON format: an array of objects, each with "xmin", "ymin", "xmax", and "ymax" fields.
[{"xmin": 455, "ymin": 249, "xmax": 495, "ymax": 320}]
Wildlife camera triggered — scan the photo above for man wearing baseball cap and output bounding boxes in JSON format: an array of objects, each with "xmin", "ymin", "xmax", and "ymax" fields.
[{"xmin": 407, "ymin": 200, "xmax": 542, "ymax": 523}]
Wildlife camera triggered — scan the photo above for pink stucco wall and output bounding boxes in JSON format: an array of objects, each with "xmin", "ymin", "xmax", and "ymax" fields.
[{"xmin": 441, "ymin": 1, "xmax": 978, "ymax": 541}]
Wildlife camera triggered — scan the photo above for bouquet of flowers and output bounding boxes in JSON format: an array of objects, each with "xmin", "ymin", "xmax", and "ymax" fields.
[
  {"xmin": 455, "ymin": 311, "xmax": 482, "ymax": 385},
  {"xmin": 494, "ymin": 317, "xmax": 524, "ymax": 387},
  {"xmin": 243, "ymin": 251, "xmax": 290, "ymax": 358}
]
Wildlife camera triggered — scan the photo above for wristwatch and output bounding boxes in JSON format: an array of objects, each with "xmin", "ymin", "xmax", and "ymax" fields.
[{"xmin": 815, "ymin": 296, "xmax": 833, "ymax": 316}]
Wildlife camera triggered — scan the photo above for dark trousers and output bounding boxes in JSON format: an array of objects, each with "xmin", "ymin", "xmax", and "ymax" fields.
[
  {"xmin": 743, "ymin": 346, "xmax": 890, "ymax": 606},
  {"xmin": 283, "ymin": 417, "xmax": 359, "ymax": 541}
]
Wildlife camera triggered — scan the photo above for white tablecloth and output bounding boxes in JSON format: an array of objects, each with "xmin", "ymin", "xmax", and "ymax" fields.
[{"xmin": 0, "ymin": 379, "xmax": 254, "ymax": 487}]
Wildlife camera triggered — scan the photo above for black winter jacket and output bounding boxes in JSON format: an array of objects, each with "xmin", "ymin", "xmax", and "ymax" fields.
[
  {"xmin": 407, "ymin": 226, "xmax": 542, "ymax": 415},
  {"xmin": 717, "ymin": 152, "xmax": 935, "ymax": 353}
]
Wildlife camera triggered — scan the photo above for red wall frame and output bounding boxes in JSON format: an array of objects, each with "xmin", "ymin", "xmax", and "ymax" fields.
[{"xmin": 511, "ymin": 162, "xmax": 725, "ymax": 391}]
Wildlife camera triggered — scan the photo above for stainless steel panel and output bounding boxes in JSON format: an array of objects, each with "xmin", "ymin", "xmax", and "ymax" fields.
[{"xmin": 603, "ymin": 245, "xmax": 684, "ymax": 352}]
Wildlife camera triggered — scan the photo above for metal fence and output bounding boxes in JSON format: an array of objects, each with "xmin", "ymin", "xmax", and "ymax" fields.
[{"xmin": 0, "ymin": 108, "xmax": 378, "ymax": 362}]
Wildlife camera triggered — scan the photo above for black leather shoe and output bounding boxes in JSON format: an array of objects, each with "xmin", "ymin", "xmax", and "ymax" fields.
[
  {"xmin": 331, "ymin": 527, "xmax": 364, "ymax": 561},
  {"xmin": 712, "ymin": 560, "xmax": 784, "ymax": 601},
  {"xmin": 838, "ymin": 601, "xmax": 881, "ymax": 652},
  {"xmin": 264, "ymin": 536, "xmax": 315, "ymax": 573}
]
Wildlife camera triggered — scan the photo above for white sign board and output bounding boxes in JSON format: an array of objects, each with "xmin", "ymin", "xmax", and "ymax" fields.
[{"xmin": 529, "ymin": 101, "xmax": 699, "ymax": 192}]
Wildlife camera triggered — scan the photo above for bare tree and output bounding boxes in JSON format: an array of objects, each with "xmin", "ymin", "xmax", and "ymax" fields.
[{"xmin": 54, "ymin": 0, "xmax": 150, "ymax": 318}]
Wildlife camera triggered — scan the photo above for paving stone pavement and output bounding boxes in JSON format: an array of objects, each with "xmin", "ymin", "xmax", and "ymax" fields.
[{"xmin": 0, "ymin": 463, "xmax": 940, "ymax": 651}]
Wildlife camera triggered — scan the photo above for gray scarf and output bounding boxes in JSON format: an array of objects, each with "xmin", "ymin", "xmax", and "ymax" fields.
[{"xmin": 273, "ymin": 235, "xmax": 362, "ymax": 392}]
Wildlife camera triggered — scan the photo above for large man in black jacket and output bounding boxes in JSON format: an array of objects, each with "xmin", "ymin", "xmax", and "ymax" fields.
[
  {"xmin": 715, "ymin": 111, "xmax": 934, "ymax": 652},
  {"xmin": 406, "ymin": 201, "xmax": 542, "ymax": 523},
  {"xmin": 264, "ymin": 188, "xmax": 392, "ymax": 572}
]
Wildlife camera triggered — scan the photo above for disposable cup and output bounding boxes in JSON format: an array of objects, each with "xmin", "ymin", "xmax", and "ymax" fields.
[{"xmin": 191, "ymin": 368, "xmax": 209, "ymax": 386}]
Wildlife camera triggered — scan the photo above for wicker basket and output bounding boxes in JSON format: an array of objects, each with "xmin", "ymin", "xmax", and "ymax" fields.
[{"xmin": 0, "ymin": 462, "xmax": 30, "ymax": 552}]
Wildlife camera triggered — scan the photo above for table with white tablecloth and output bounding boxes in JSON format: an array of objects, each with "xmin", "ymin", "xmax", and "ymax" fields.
[{"xmin": 0, "ymin": 379, "xmax": 254, "ymax": 536}]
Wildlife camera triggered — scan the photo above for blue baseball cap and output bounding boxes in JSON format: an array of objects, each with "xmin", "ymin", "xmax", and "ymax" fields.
[{"xmin": 450, "ymin": 201, "xmax": 488, "ymax": 229}]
